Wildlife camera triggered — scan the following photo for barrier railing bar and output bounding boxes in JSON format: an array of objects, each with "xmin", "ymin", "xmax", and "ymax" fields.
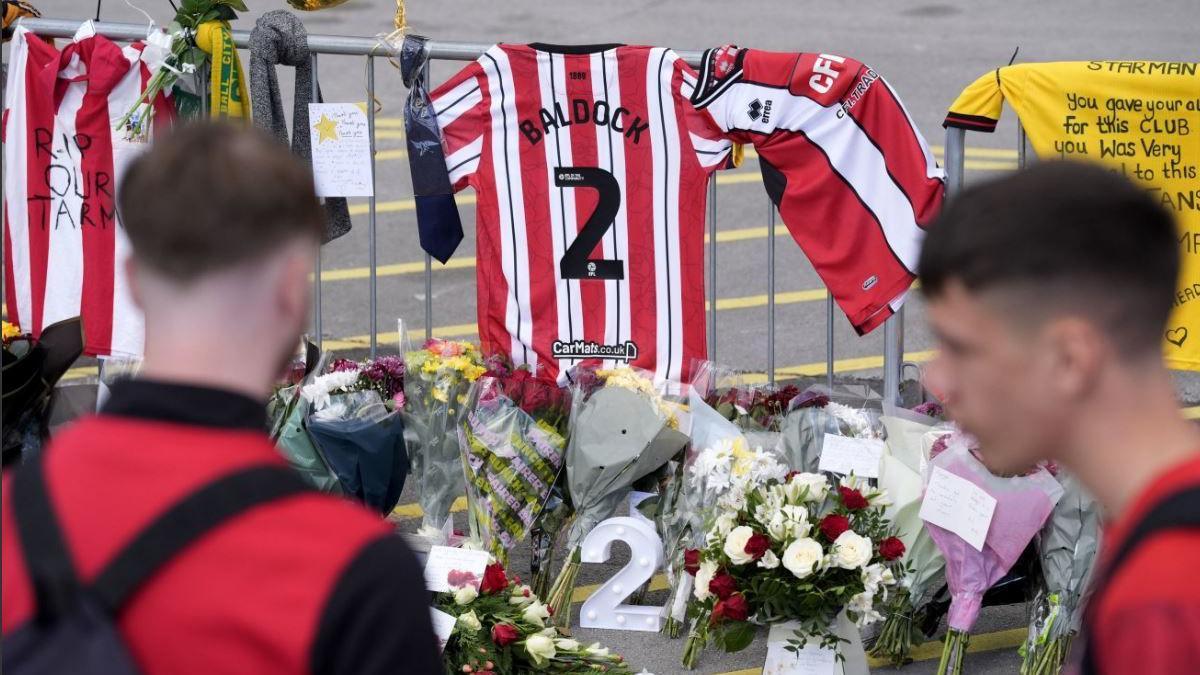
[
  {"xmin": 766, "ymin": 200, "xmax": 776, "ymax": 385},
  {"xmin": 16, "ymin": 19, "xmax": 707, "ymax": 64},
  {"xmin": 1018, "ymin": 122, "xmax": 1027, "ymax": 169},
  {"xmin": 367, "ymin": 56, "xmax": 379, "ymax": 358},
  {"xmin": 883, "ymin": 309, "xmax": 904, "ymax": 405},
  {"xmin": 707, "ymin": 177, "xmax": 718, "ymax": 361},
  {"xmin": 945, "ymin": 127, "xmax": 966, "ymax": 196},
  {"xmin": 422, "ymin": 57, "xmax": 434, "ymax": 342},
  {"xmin": 825, "ymin": 294, "xmax": 835, "ymax": 391},
  {"xmin": 311, "ymin": 52, "xmax": 324, "ymax": 350}
]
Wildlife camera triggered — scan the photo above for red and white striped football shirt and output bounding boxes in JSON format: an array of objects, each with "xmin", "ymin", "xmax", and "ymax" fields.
[
  {"xmin": 4, "ymin": 23, "xmax": 172, "ymax": 358},
  {"xmin": 692, "ymin": 47, "xmax": 945, "ymax": 334},
  {"xmin": 429, "ymin": 43, "xmax": 731, "ymax": 385}
]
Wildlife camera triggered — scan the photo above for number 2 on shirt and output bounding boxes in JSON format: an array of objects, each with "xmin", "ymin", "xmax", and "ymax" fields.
[{"xmin": 556, "ymin": 167, "xmax": 624, "ymax": 280}]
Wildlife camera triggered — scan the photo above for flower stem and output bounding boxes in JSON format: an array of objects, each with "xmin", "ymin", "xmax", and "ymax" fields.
[
  {"xmin": 544, "ymin": 546, "xmax": 581, "ymax": 632},
  {"xmin": 680, "ymin": 610, "xmax": 710, "ymax": 670}
]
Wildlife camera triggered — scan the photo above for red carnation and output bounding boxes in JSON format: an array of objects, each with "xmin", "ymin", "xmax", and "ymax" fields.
[
  {"xmin": 711, "ymin": 593, "xmax": 750, "ymax": 624},
  {"xmin": 491, "ymin": 623, "xmax": 520, "ymax": 647},
  {"xmin": 819, "ymin": 514, "xmax": 851, "ymax": 541},
  {"xmin": 879, "ymin": 536, "xmax": 906, "ymax": 561},
  {"xmin": 783, "ymin": 470, "xmax": 801, "ymax": 482},
  {"xmin": 684, "ymin": 549, "xmax": 701, "ymax": 576},
  {"xmin": 480, "ymin": 562, "xmax": 508, "ymax": 594},
  {"xmin": 744, "ymin": 532, "xmax": 771, "ymax": 561},
  {"xmin": 838, "ymin": 486, "xmax": 869, "ymax": 511},
  {"xmin": 708, "ymin": 571, "xmax": 738, "ymax": 600}
]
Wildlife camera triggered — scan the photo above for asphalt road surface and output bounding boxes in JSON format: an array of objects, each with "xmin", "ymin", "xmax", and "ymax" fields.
[{"xmin": 15, "ymin": 1, "xmax": 1200, "ymax": 673}]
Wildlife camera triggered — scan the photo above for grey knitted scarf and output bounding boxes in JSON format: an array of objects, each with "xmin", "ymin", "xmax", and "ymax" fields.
[{"xmin": 249, "ymin": 10, "xmax": 351, "ymax": 243}]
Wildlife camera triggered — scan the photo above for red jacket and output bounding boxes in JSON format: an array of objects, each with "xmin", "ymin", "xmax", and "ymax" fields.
[
  {"xmin": 2, "ymin": 380, "xmax": 440, "ymax": 674},
  {"xmin": 1085, "ymin": 452, "xmax": 1200, "ymax": 673}
]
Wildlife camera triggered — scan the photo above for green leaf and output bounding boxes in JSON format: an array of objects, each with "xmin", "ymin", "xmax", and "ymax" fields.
[
  {"xmin": 212, "ymin": 4, "xmax": 238, "ymax": 21},
  {"xmin": 199, "ymin": 8, "xmax": 221, "ymax": 23},
  {"xmin": 720, "ymin": 622, "xmax": 756, "ymax": 653},
  {"xmin": 220, "ymin": 0, "xmax": 249, "ymax": 11}
]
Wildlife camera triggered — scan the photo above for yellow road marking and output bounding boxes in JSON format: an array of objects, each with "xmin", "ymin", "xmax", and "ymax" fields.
[{"xmin": 573, "ymin": 573, "xmax": 670, "ymax": 605}]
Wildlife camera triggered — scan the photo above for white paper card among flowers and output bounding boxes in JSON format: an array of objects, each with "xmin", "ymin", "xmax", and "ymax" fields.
[
  {"xmin": 763, "ymin": 621, "xmax": 837, "ymax": 675},
  {"xmin": 423, "ymin": 545, "xmax": 490, "ymax": 592},
  {"xmin": 818, "ymin": 434, "xmax": 885, "ymax": 478},
  {"xmin": 308, "ymin": 103, "xmax": 373, "ymax": 197},
  {"xmin": 429, "ymin": 608, "xmax": 457, "ymax": 653},
  {"xmin": 919, "ymin": 466, "xmax": 997, "ymax": 552}
]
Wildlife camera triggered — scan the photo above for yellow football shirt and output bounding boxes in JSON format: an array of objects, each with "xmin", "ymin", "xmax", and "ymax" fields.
[{"xmin": 946, "ymin": 62, "xmax": 1200, "ymax": 371}]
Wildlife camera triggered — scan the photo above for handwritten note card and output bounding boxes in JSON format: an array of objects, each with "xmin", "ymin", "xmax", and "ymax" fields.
[
  {"xmin": 818, "ymin": 434, "xmax": 885, "ymax": 478},
  {"xmin": 919, "ymin": 466, "xmax": 997, "ymax": 552},
  {"xmin": 429, "ymin": 608, "xmax": 457, "ymax": 653},
  {"xmin": 423, "ymin": 545, "xmax": 490, "ymax": 593},
  {"xmin": 308, "ymin": 103, "xmax": 373, "ymax": 197},
  {"xmin": 763, "ymin": 622, "xmax": 837, "ymax": 675}
]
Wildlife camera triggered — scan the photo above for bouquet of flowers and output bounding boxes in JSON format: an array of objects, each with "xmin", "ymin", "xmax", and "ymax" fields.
[
  {"xmin": 679, "ymin": 470, "xmax": 904, "ymax": 669},
  {"xmin": 658, "ymin": 386, "xmax": 790, "ymax": 637},
  {"xmin": 868, "ymin": 408, "xmax": 949, "ymax": 666},
  {"xmin": 434, "ymin": 561, "xmax": 632, "ymax": 674},
  {"xmin": 925, "ymin": 434, "xmax": 1063, "ymax": 675},
  {"xmin": 403, "ymin": 339, "xmax": 487, "ymax": 540},
  {"xmin": 692, "ymin": 360, "xmax": 800, "ymax": 433},
  {"xmin": 1020, "ymin": 472, "xmax": 1102, "ymax": 675},
  {"xmin": 115, "ymin": 0, "xmax": 248, "ymax": 138},
  {"xmin": 267, "ymin": 348, "xmax": 342, "ymax": 494},
  {"xmin": 458, "ymin": 356, "xmax": 572, "ymax": 568},
  {"xmin": 543, "ymin": 366, "xmax": 689, "ymax": 629},
  {"xmin": 778, "ymin": 392, "xmax": 884, "ymax": 474},
  {"xmin": 301, "ymin": 355, "xmax": 410, "ymax": 513}
]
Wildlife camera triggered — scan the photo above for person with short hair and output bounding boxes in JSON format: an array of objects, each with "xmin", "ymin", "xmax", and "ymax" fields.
[
  {"xmin": 919, "ymin": 160, "xmax": 1200, "ymax": 674},
  {"xmin": 1, "ymin": 123, "xmax": 441, "ymax": 674}
]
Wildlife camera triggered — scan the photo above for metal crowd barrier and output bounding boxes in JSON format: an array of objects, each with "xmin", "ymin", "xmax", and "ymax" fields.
[{"xmin": 10, "ymin": 17, "xmax": 906, "ymax": 404}]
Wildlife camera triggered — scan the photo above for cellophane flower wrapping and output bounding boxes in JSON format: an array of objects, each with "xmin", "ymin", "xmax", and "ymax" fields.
[
  {"xmin": 434, "ymin": 560, "xmax": 633, "ymax": 674},
  {"xmin": 679, "ymin": 470, "xmax": 904, "ymax": 669},
  {"xmin": 694, "ymin": 360, "xmax": 802, "ymax": 434},
  {"xmin": 402, "ymin": 339, "xmax": 486, "ymax": 539},
  {"xmin": 868, "ymin": 408, "xmax": 950, "ymax": 665},
  {"xmin": 305, "ymin": 388, "xmax": 409, "ymax": 514},
  {"xmin": 544, "ymin": 365, "xmax": 689, "ymax": 628},
  {"xmin": 778, "ymin": 391, "xmax": 885, "ymax": 474},
  {"xmin": 457, "ymin": 363, "xmax": 570, "ymax": 569},
  {"xmin": 924, "ymin": 433, "xmax": 1063, "ymax": 675},
  {"xmin": 1020, "ymin": 472, "xmax": 1102, "ymax": 675}
]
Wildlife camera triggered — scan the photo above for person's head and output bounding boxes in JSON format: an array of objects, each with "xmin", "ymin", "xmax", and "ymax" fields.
[
  {"xmin": 919, "ymin": 160, "xmax": 1179, "ymax": 474},
  {"xmin": 118, "ymin": 122, "xmax": 324, "ymax": 385}
]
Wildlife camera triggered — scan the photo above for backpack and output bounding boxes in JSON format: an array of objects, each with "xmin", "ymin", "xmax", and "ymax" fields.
[
  {"xmin": 3, "ymin": 453, "xmax": 311, "ymax": 674},
  {"xmin": 1078, "ymin": 486, "xmax": 1200, "ymax": 674}
]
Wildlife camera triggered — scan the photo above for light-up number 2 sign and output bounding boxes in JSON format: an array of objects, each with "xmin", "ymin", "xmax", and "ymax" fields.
[{"xmin": 578, "ymin": 517, "xmax": 666, "ymax": 632}]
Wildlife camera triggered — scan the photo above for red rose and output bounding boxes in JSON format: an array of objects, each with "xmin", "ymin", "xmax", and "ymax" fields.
[
  {"xmin": 744, "ymin": 533, "xmax": 771, "ymax": 561},
  {"xmin": 480, "ymin": 562, "xmax": 508, "ymax": 594},
  {"xmin": 838, "ymin": 486, "xmax": 869, "ymax": 510},
  {"xmin": 708, "ymin": 571, "xmax": 738, "ymax": 600},
  {"xmin": 491, "ymin": 623, "xmax": 520, "ymax": 647},
  {"xmin": 683, "ymin": 549, "xmax": 701, "ymax": 576},
  {"xmin": 711, "ymin": 593, "xmax": 750, "ymax": 624},
  {"xmin": 519, "ymin": 382, "xmax": 552, "ymax": 414},
  {"xmin": 819, "ymin": 514, "xmax": 851, "ymax": 541},
  {"xmin": 879, "ymin": 537, "xmax": 906, "ymax": 561}
]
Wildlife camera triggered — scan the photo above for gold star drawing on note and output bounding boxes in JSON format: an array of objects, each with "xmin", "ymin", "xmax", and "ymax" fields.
[{"xmin": 314, "ymin": 114, "xmax": 339, "ymax": 143}]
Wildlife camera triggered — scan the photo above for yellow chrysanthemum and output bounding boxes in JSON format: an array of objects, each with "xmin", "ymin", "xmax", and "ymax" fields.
[
  {"xmin": 432, "ymin": 387, "xmax": 449, "ymax": 403},
  {"xmin": 422, "ymin": 359, "xmax": 440, "ymax": 375},
  {"xmin": 2, "ymin": 321, "xmax": 21, "ymax": 341}
]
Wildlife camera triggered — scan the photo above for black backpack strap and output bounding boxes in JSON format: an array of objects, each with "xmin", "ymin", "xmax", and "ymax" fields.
[
  {"xmin": 89, "ymin": 465, "xmax": 312, "ymax": 614},
  {"xmin": 1079, "ymin": 485, "xmax": 1200, "ymax": 674},
  {"xmin": 11, "ymin": 451, "xmax": 83, "ymax": 622}
]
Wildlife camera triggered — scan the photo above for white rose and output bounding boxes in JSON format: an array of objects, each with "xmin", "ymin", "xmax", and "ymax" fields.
[
  {"xmin": 525, "ymin": 634, "xmax": 557, "ymax": 665},
  {"xmin": 723, "ymin": 526, "xmax": 757, "ymax": 566},
  {"xmin": 522, "ymin": 600, "xmax": 552, "ymax": 627},
  {"xmin": 555, "ymin": 638, "xmax": 581, "ymax": 651},
  {"xmin": 787, "ymin": 472, "xmax": 829, "ymax": 503},
  {"xmin": 457, "ymin": 609, "xmax": 482, "ymax": 632},
  {"xmin": 454, "ymin": 586, "xmax": 478, "ymax": 606},
  {"xmin": 757, "ymin": 549, "xmax": 780, "ymax": 570},
  {"xmin": 781, "ymin": 538, "xmax": 824, "ymax": 580},
  {"xmin": 832, "ymin": 531, "xmax": 873, "ymax": 570},
  {"xmin": 586, "ymin": 643, "xmax": 610, "ymax": 657},
  {"xmin": 509, "ymin": 584, "xmax": 535, "ymax": 606},
  {"xmin": 693, "ymin": 560, "xmax": 719, "ymax": 601}
]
